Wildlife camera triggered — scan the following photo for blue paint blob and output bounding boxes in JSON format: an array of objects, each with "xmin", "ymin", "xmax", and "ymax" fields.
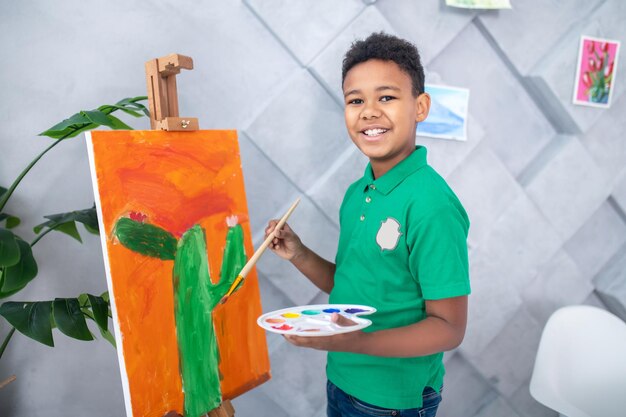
[
  {"xmin": 323, "ymin": 308, "xmax": 340, "ymax": 313},
  {"xmin": 344, "ymin": 308, "xmax": 367, "ymax": 314}
]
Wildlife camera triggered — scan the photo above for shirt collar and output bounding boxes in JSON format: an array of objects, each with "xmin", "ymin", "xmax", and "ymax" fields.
[{"xmin": 362, "ymin": 146, "xmax": 428, "ymax": 195}]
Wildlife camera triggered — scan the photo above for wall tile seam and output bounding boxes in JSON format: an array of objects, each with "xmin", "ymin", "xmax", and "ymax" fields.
[
  {"xmin": 471, "ymin": 17, "xmax": 567, "ymax": 140},
  {"xmin": 526, "ymin": 0, "xmax": 612, "ymax": 77},
  {"xmin": 592, "ymin": 240, "xmax": 626, "ymax": 284},
  {"xmin": 472, "ymin": 396, "xmax": 525, "ymax": 417},
  {"xmin": 471, "ymin": 382, "xmax": 525, "ymax": 417},
  {"xmin": 251, "ymin": 388, "xmax": 293, "ymax": 417},
  {"xmin": 238, "ymin": 66, "xmax": 303, "ymax": 132},
  {"xmin": 607, "ymin": 196, "xmax": 626, "ymax": 225},
  {"xmin": 302, "ymin": 2, "xmax": 370, "ymax": 68},
  {"xmin": 445, "ymin": 144, "xmax": 526, "ymax": 227},
  {"xmin": 415, "ymin": 9, "xmax": 477, "ymax": 66},
  {"xmin": 576, "ymin": 107, "xmax": 626, "ymax": 183},
  {"xmin": 241, "ymin": 0, "xmax": 305, "ymax": 67},
  {"xmin": 304, "ymin": 145, "xmax": 359, "ymax": 219},
  {"xmin": 307, "ymin": 66, "xmax": 346, "ymax": 109},
  {"xmin": 234, "ymin": 7, "xmax": 355, "ymax": 214},
  {"xmin": 238, "ymin": 130, "xmax": 339, "ymax": 243},
  {"xmin": 558, "ymin": 198, "xmax": 612, "ymax": 244},
  {"xmin": 238, "ymin": 6, "xmax": 377, "ymax": 234},
  {"xmin": 451, "ymin": 351, "xmax": 502, "ymax": 415},
  {"xmin": 516, "ymin": 134, "xmax": 573, "ymax": 188},
  {"xmin": 526, "ymin": 170, "xmax": 612, "ymax": 245},
  {"xmin": 256, "ymin": 272, "xmax": 294, "ymax": 357},
  {"xmin": 241, "ymin": 0, "xmax": 370, "ymax": 112},
  {"xmin": 304, "ymin": 4, "xmax": 392, "ymax": 109}
]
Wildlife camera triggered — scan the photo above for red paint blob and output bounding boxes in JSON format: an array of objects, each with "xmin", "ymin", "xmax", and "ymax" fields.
[{"xmin": 272, "ymin": 324, "xmax": 293, "ymax": 331}]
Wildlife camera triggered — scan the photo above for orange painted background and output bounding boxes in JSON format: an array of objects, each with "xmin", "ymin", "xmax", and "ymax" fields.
[{"xmin": 89, "ymin": 130, "xmax": 270, "ymax": 417}]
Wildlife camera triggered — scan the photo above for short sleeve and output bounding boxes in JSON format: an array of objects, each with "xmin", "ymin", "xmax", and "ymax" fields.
[{"xmin": 407, "ymin": 206, "xmax": 470, "ymax": 300}]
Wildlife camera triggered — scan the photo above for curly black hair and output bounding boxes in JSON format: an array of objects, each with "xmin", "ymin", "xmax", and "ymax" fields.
[{"xmin": 342, "ymin": 32, "xmax": 425, "ymax": 97}]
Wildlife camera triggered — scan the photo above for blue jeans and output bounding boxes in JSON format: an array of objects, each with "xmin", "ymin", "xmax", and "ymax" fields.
[{"xmin": 327, "ymin": 380, "xmax": 442, "ymax": 417}]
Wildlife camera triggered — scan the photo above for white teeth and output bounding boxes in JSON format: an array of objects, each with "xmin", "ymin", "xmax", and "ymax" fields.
[{"xmin": 363, "ymin": 128, "xmax": 387, "ymax": 136}]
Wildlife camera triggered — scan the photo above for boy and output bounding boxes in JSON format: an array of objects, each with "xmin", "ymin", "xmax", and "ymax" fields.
[{"xmin": 265, "ymin": 32, "xmax": 470, "ymax": 417}]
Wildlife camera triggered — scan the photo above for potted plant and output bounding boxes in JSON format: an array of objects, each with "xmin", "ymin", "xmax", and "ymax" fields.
[{"xmin": 0, "ymin": 96, "xmax": 149, "ymax": 388}]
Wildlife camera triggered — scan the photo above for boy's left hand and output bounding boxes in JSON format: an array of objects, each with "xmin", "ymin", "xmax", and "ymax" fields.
[{"xmin": 283, "ymin": 313, "xmax": 366, "ymax": 352}]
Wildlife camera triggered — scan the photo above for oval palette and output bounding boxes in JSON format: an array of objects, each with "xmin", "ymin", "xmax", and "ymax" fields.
[{"xmin": 257, "ymin": 304, "xmax": 376, "ymax": 337}]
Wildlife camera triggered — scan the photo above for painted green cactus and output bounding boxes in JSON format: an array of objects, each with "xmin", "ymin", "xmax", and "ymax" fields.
[{"xmin": 113, "ymin": 213, "xmax": 245, "ymax": 417}]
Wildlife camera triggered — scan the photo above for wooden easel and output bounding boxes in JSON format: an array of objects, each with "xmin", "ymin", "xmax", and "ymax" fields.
[
  {"xmin": 145, "ymin": 53, "xmax": 199, "ymax": 131},
  {"xmin": 145, "ymin": 53, "xmax": 234, "ymax": 417},
  {"xmin": 207, "ymin": 400, "xmax": 235, "ymax": 417}
]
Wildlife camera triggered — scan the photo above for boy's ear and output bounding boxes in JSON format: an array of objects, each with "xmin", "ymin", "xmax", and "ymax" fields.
[{"xmin": 415, "ymin": 93, "xmax": 431, "ymax": 123}]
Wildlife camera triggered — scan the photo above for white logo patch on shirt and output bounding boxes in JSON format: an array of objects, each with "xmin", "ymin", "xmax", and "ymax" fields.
[{"xmin": 376, "ymin": 217, "xmax": 402, "ymax": 251}]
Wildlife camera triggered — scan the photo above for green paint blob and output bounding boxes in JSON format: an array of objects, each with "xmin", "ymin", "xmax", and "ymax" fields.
[
  {"xmin": 114, "ymin": 214, "xmax": 247, "ymax": 416},
  {"xmin": 114, "ymin": 217, "xmax": 177, "ymax": 260},
  {"xmin": 173, "ymin": 224, "xmax": 245, "ymax": 416},
  {"xmin": 301, "ymin": 310, "xmax": 322, "ymax": 315}
]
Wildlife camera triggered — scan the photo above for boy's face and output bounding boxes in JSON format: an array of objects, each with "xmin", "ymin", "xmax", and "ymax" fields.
[{"xmin": 343, "ymin": 59, "xmax": 430, "ymax": 175}]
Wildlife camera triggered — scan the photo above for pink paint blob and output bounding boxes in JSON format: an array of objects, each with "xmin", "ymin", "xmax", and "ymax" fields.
[{"xmin": 265, "ymin": 318, "xmax": 285, "ymax": 324}]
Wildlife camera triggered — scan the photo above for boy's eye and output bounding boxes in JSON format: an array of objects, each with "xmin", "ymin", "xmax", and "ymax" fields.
[
  {"xmin": 380, "ymin": 95, "xmax": 396, "ymax": 102},
  {"xmin": 347, "ymin": 98, "xmax": 364, "ymax": 105}
]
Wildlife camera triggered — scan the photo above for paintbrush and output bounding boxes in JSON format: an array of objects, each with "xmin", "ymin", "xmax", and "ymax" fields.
[{"xmin": 219, "ymin": 197, "xmax": 301, "ymax": 304}]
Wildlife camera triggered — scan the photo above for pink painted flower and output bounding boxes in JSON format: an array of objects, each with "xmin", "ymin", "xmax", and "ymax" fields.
[
  {"xmin": 587, "ymin": 41, "xmax": 595, "ymax": 54},
  {"xmin": 601, "ymin": 42, "xmax": 610, "ymax": 53},
  {"xmin": 130, "ymin": 211, "xmax": 148, "ymax": 223},
  {"xmin": 588, "ymin": 58, "xmax": 597, "ymax": 71},
  {"xmin": 225, "ymin": 215, "xmax": 239, "ymax": 228},
  {"xmin": 582, "ymin": 72, "xmax": 592, "ymax": 87}
]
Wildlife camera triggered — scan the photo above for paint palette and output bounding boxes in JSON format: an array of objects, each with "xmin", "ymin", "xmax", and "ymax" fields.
[{"xmin": 257, "ymin": 304, "xmax": 376, "ymax": 337}]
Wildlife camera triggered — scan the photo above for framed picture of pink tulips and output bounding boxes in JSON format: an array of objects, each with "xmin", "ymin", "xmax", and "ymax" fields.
[{"xmin": 573, "ymin": 36, "xmax": 620, "ymax": 108}]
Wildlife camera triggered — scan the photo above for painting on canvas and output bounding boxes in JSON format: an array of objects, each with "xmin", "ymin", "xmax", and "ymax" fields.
[
  {"xmin": 417, "ymin": 84, "xmax": 470, "ymax": 142},
  {"xmin": 573, "ymin": 36, "xmax": 620, "ymax": 108},
  {"xmin": 86, "ymin": 130, "xmax": 270, "ymax": 417},
  {"xmin": 446, "ymin": 0, "xmax": 511, "ymax": 9}
]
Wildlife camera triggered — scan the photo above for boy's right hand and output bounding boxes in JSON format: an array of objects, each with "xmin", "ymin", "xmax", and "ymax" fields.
[{"xmin": 265, "ymin": 221, "xmax": 304, "ymax": 261}]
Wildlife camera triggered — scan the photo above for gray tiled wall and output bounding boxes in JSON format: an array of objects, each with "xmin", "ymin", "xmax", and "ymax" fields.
[{"xmin": 1, "ymin": 1, "xmax": 625, "ymax": 417}]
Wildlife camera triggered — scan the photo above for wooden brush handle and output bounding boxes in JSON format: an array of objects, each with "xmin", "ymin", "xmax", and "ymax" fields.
[{"xmin": 239, "ymin": 198, "xmax": 300, "ymax": 278}]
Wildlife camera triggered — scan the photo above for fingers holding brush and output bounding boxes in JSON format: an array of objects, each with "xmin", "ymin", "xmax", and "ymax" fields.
[{"xmin": 265, "ymin": 221, "xmax": 303, "ymax": 260}]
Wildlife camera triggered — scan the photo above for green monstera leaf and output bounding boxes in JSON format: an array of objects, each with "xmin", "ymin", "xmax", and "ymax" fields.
[
  {"xmin": 0, "ymin": 236, "xmax": 38, "ymax": 298},
  {"xmin": 0, "ymin": 188, "xmax": 21, "ymax": 229},
  {"xmin": 39, "ymin": 96, "xmax": 148, "ymax": 140},
  {"xmin": 0, "ymin": 301, "xmax": 54, "ymax": 346},
  {"xmin": 0, "ymin": 228, "xmax": 20, "ymax": 267},
  {"xmin": 0, "ymin": 293, "xmax": 115, "ymax": 348},
  {"xmin": 33, "ymin": 205, "xmax": 100, "ymax": 243}
]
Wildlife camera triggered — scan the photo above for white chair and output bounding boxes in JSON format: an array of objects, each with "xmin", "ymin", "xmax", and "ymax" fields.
[{"xmin": 529, "ymin": 305, "xmax": 626, "ymax": 417}]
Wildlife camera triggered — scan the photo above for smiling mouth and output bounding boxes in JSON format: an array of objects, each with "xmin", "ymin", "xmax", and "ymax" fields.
[{"xmin": 361, "ymin": 128, "xmax": 389, "ymax": 138}]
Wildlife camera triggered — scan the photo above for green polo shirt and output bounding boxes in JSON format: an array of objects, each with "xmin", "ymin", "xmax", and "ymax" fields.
[{"xmin": 327, "ymin": 146, "xmax": 470, "ymax": 409}]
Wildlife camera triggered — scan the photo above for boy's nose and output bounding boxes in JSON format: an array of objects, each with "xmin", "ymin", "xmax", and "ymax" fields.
[{"xmin": 361, "ymin": 105, "xmax": 381, "ymax": 119}]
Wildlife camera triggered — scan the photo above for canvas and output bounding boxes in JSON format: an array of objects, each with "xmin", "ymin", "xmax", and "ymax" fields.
[
  {"xmin": 86, "ymin": 130, "xmax": 270, "ymax": 417},
  {"xmin": 445, "ymin": 0, "xmax": 511, "ymax": 9},
  {"xmin": 573, "ymin": 36, "xmax": 621, "ymax": 108},
  {"xmin": 416, "ymin": 84, "xmax": 470, "ymax": 142}
]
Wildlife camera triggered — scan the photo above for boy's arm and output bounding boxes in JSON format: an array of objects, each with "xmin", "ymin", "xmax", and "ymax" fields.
[
  {"xmin": 266, "ymin": 221, "xmax": 336, "ymax": 294},
  {"xmin": 285, "ymin": 295, "xmax": 467, "ymax": 357},
  {"xmin": 289, "ymin": 244, "xmax": 336, "ymax": 294}
]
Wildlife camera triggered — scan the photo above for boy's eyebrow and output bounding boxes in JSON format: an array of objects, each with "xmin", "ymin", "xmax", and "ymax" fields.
[{"xmin": 343, "ymin": 85, "xmax": 402, "ymax": 97}]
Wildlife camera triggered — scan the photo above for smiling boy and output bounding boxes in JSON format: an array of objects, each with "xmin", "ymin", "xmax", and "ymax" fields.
[{"xmin": 265, "ymin": 32, "xmax": 470, "ymax": 417}]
